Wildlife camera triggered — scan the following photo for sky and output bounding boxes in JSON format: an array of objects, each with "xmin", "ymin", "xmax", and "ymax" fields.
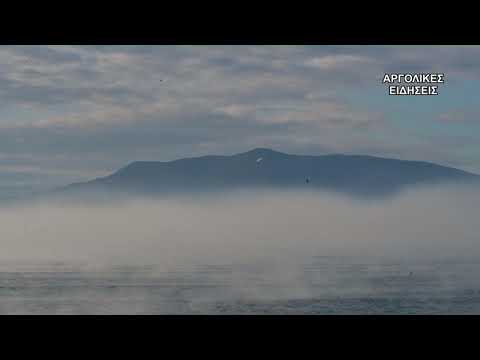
[{"xmin": 1, "ymin": 45, "xmax": 480, "ymax": 193}]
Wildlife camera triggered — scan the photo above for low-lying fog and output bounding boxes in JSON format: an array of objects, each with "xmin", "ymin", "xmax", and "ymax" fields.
[
  {"xmin": 2, "ymin": 184, "xmax": 480, "ymax": 313},
  {"xmin": 1, "ymin": 184, "xmax": 479, "ymax": 268}
]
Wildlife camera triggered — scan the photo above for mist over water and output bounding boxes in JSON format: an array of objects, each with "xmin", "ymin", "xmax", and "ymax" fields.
[{"xmin": 1, "ymin": 184, "xmax": 480, "ymax": 314}]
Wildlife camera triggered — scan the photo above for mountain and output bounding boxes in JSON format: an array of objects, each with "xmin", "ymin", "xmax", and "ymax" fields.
[{"xmin": 61, "ymin": 148, "xmax": 480, "ymax": 197}]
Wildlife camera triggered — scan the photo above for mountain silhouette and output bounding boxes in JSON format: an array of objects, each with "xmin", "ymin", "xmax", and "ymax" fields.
[{"xmin": 61, "ymin": 148, "xmax": 480, "ymax": 197}]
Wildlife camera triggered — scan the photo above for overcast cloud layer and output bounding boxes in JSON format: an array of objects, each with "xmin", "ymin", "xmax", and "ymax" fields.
[{"xmin": 1, "ymin": 45, "xmax": 480, "ymax": 193}]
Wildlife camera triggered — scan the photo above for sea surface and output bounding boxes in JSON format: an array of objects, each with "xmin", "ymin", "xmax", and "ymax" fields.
[{"xmin": 1, "ymin": 257, "xmax": 480, "ymax": 314}]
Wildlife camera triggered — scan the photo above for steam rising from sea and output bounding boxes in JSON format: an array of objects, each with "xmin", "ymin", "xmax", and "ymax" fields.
[{"xmin": 1, "ymin": 184, "xmax": 479, "ymax": 314}]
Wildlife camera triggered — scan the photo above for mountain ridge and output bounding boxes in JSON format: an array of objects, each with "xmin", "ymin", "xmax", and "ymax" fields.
[{"xmin": 61, "ymin": 148, "xmax": 480, "ymax": 198}]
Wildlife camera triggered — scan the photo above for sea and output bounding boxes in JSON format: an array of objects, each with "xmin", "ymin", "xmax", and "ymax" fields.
[{"xmin": 1, "ymin": 256, "xmax": 480, "ymax": 314}]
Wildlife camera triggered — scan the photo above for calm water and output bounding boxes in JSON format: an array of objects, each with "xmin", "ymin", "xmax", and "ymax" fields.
[{"xmin": 1, "ymin": 257, "xmax": 480, "ymax": 314}]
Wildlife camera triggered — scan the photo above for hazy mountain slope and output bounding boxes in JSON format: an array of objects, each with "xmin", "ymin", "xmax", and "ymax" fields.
[{"xmin": 61, "ymin": 148, "xmax": 480, "ymax": 197}]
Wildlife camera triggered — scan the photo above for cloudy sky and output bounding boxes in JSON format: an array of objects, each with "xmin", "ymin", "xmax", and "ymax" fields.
[{"xmin": 1, "ymin": 45, "xmax": 480, "ymax": 193}]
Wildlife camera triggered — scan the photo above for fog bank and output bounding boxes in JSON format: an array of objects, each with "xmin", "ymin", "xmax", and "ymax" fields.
[{"xmin": 1, "ymin": 184, "xmax": 479, "ymax": 270}]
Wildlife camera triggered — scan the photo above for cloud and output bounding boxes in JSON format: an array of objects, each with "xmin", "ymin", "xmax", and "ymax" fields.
[
  {"xmin": 1, "ymin": 45, "xmax": 480, "ymax": 192},
  {"xmin": 305, "ymin": 54, "xmax": 375, "ymax": 70},
  {"xmin": 438, "ymin": 110, "xmax": 480, "ymax": 123}
]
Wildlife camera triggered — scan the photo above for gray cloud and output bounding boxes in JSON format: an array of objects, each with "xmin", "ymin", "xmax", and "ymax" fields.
[{"xmin": 1, "ymin": 45, "xmax": 480, "ymax": 192}]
